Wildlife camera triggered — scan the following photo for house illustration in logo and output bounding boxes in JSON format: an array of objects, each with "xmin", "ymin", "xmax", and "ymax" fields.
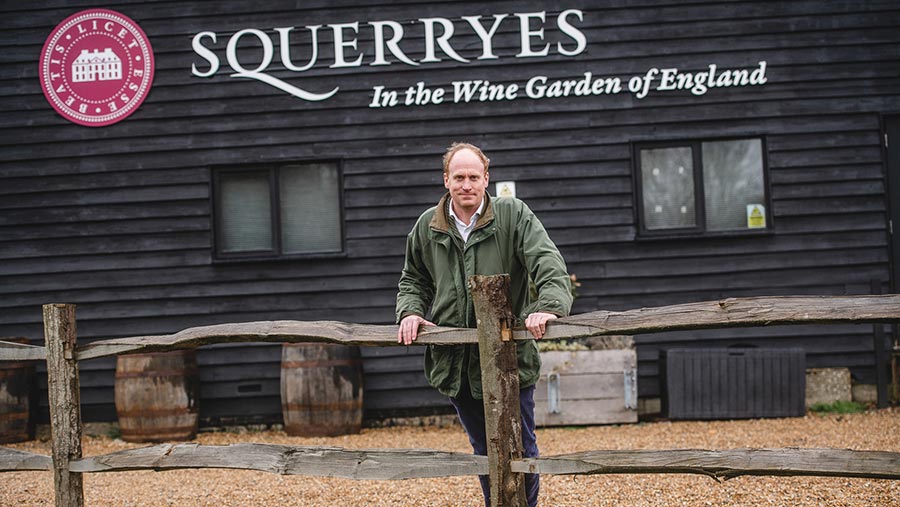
[{"xmin": 72, "ymin": 48, "xmax": 122, "ymax": 83}]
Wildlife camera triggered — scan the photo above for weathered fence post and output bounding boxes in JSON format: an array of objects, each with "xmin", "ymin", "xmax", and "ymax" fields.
[
  {"xmin": 43, "ymin": 304, "xmax": 84, "ymax": 507},
  {"xmin": 469, "ymin": 274, "xmax": 527, "ymax": 507}
]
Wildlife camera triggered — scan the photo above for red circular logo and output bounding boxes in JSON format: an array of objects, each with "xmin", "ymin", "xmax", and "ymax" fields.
[{"xmin": 40, "ymin": 9, "xmax": 154, "ymax": 127}]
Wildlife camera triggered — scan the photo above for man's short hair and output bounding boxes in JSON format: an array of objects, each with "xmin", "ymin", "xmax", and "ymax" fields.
[{"xmin": 443, "ymin": 142, "xmax": 490, "ymax": 174}]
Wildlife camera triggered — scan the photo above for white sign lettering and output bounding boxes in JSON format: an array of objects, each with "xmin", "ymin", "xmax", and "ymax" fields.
[
  {"xmin": 368, "ymin": 62, "xmax": 768, "ymax": 108},
  {"xmin": 191, "ymin": 9, "xmax": 587, "ymax": 101}
]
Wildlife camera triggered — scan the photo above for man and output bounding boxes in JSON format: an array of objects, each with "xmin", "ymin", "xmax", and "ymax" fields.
[{"xmin": 396, "ymin": 142, "xmax": 573, "ymax": 507}]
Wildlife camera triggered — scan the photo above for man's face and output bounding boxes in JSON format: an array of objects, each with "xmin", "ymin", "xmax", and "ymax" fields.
[{"xmin": 444, "ymin": 148, "xmax": 489, "ymax": 215}]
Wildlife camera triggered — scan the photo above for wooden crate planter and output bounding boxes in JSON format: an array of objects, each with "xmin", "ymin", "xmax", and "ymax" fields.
[{"xmin": 534, "ymin": 347, "xmax": 638, "ymax": 427}]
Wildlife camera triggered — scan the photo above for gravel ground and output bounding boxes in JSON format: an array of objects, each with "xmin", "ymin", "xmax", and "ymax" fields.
[{"xmin": 3, "ymin": 407, "xmax": 899, "ymax": 507}]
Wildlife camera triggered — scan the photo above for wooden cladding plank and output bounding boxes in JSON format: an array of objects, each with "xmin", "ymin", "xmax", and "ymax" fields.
[
  {"xmin": 767, "ymin": 131, "xmax": 882, "ymax": 152},
  {"xmin": 0, "ymin": 185, "xmax": 209, "ymax": 210},
  {"xmin": 364, "ymin": 371, "xmax": 431, "ymax": 391},
  {"xmin": 29, "ymin": 289, "xmax": 396, "ymax": 321},
  {"xmin": 0, "ymin": 232, "xmax": 211, "ymax": 260},
  {"xmin": 5, "ymin": 1, "xmax": 895, "ymax": 53},
  {"xmin": 0, "ymin": 273, "xmax": 402, "ymax": 310},
  {"xmin": 0, "ymin": 168, "xmax": 208, "ymax": 196},
  {"xmin": 512, "ymin": 448, "xmax": 900, "ymax": 480},
  {"xmin": 359, "ymin": 354, "xmax": 424, "ymax": 374},
  {"xmin": 769, "ymin": 164, "xmax": 885, "ymax": 186},
  {"xmin": 364, "ymin": 387, "xmax": 448, "ymax": 410},
  {"xmin": 200, "ymin": 379, "xmax": 280, "ymax": 399},
  {"xmin": 601, "ymin": 248, "xmax": 887, "ymax": 279},
  {"xmin": 775, "ymin": 196, "xmax": 885, "ymax": 216},
  {"xmin": 772, "ymin": 180, "xmax": 884, "ymax": 200},
  {"xmin": 68, "ymin": 443, "xmax": 487, "ymax": 479},
  {"xmin": 198, "ymin": 397, "xmax": 281, "ymax": 420},
  {"xmin": 571, "ymin": 230, "xmax": 886, "ymax": 264},
  {"xmin": 631, "ymin": 325, "xmax": 875, "ymax": 349},
  {"xmin": 0, "ymin": 217, "xmax": 211, "ymax": 242},
  {"xmin": 580, "ymin": 266, "xmax": 888, "ymax": 297},
  {"xmin": 0, "ymin": 258, "xmax": 402, "ymax": 295},
  {"xmin": 7, "ymin": 0, "xmax": 891, "ymax": 33},
  {"xmin": 0, "ymin": 201, "xmax": 208, "ymax": 226},
  {"xmin": 0, "ymin": 250, "xmax": 213, "ymax": 277}
]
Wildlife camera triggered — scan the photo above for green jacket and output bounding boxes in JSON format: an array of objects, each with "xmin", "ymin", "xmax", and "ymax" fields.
[{"xmin": 396, "ymin": 193, "xmax": 572, "ymax": 399}]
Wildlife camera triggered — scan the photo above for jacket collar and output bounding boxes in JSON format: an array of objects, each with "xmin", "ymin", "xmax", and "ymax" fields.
[{"xmin": 430, "ymin": 192, "xmax": 494, "ymax": 233}]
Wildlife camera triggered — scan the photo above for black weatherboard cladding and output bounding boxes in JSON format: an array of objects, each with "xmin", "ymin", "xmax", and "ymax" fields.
[{"xmin": 0, "ymin": 1, "xmax": 898, "ymax": 423}]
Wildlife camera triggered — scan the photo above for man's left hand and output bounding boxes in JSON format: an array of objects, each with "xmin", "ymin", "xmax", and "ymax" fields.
[{"xmin": 525, "ymin": 312, "xmax": 557, "ymax": 339}]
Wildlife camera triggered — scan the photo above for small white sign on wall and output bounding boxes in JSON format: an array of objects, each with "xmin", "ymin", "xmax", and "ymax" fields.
[
  {"xmin": 747, "ymin": 204, "xmax": 766, "ymax": 228},
  {"xmin": 496, "ymin": 181, "xmax": 516, "ymax": 198}
]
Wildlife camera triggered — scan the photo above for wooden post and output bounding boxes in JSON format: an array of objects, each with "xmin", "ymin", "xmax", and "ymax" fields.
[
  {"xmin": 469, "ymin": 274, "xmax": 527, "ymax": 507},
  {"xmin": 43, "ymin": 304, "xmax": 84, "ymax": 507}
]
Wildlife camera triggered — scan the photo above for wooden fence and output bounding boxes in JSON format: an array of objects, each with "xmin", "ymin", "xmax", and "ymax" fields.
[{"xmin": 1, "ymin": 275, "xmax": 899, "ymax": 507}]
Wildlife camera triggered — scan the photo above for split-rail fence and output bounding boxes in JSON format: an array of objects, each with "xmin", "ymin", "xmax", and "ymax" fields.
[{"xmin": 1, "ymin": 274, "xmax": 899, "ymax": 507}]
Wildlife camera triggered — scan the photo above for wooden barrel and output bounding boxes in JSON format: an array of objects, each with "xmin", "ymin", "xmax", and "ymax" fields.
[
  {"xmin": 0, "ymin": 337, "xmax": 36, "ymax": 443},
  {"xmin": 281, "ymin": 343, "xmax": 363, "ymax": 436},
  {"xmin": 115, "ymin": 350, "xmax": 199, "ymax": 443}
]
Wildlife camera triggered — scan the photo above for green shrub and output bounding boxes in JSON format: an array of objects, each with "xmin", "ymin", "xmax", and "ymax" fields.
[
  {"xmin": 808, "ymin": 400, "xmax": 867, "ymax": 414},
  {"xmin": 106, "ymin": 425, "xmax": 122, "ymax": 440}
]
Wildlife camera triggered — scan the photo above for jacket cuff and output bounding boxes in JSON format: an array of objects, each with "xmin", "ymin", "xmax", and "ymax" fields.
[{"xmin": 397, "ymin": 311, "xmax": 423, "ymax": 324}]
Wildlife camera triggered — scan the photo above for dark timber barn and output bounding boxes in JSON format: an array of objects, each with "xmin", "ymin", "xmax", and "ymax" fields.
[{"xmin": 2, "ymin": 1, "xmax": 899, "ymax": 426}]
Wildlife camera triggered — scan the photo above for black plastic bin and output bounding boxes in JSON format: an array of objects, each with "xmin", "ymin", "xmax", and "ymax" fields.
[{"xmin": 661, "ymin": 347, "xmax": 806, "ymax": 420}]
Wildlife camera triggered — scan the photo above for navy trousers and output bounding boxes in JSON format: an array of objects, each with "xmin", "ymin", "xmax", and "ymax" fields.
[{"xmin": 448, "ymin": 385, "xmax": 539, "ymax": 507}]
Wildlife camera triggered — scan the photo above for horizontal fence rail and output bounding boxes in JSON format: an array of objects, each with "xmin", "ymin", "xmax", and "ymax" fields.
[
  {"xmin": 0, "ymin": 448, "xmax": 52, "ymax": 471},
  {"xmin": 2, "ymin": 295, "xmax": 897, "ymax": 362},
  {"xmin": 64, "ymin": 444, "xmax": 486, "ymax": 479},
  {"xmin": 513, "ymin": 448, "xmax": 900, "ymax": 481},
  {"xmin": 0, "ymin": 340, "xmax": 46, "ymax": 360},
  {"xmin": 2, "ymin": 445, "xmax": 898, "ymax": 480}
]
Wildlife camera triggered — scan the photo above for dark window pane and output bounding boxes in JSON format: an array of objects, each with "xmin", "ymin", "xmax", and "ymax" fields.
[
  {"xmin": 280, "ymin": 163, "xmax": 342, "ymax": 253},
  {"xmin": 219, "ymin": 172, "xmax": 272, "ymax": 252},
  {"xmin": 640, "ymin": 147, "xmax": 696, "ymax": 230},
  {"xmin": 702, "ymin": 139, "xmax": 765, "ymax": 231}
]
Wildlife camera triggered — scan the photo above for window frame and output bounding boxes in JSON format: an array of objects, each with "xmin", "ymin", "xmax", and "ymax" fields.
[
  {"xmin": 211, "ymin": 159, "xmax": 346, "ymax": 261},
  {"xmin": 632, "ymin": 136, "xmax": 773, "ymax": 239}
]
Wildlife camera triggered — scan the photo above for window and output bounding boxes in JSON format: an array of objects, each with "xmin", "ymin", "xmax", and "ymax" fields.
[
  {"xmin": 634, "ymin": 138, "xmax": 769, "ymax": 235},
  {"xmin": 213, "ymin": 161, "xmax": 343, "ymax": 259}
]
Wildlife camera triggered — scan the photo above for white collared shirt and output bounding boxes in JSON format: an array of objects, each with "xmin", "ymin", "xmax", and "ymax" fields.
[{"xmin": 448, "ymin": 198, "xmax": 485, "ymax": 243}]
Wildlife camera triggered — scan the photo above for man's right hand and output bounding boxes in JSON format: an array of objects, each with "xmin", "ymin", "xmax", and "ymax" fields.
[{"xmin": 398, "ymin": 314, "xmax": 436, "ymax": 345}]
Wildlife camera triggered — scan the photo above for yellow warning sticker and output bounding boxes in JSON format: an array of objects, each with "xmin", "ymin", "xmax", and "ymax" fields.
[
  {"xmin": 747, "ymin": 204, "xmax": 766, "ymax": 228},
  {"xmin": 496, "ymin": 181, "xmax": 516, "ymax": 198}
]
